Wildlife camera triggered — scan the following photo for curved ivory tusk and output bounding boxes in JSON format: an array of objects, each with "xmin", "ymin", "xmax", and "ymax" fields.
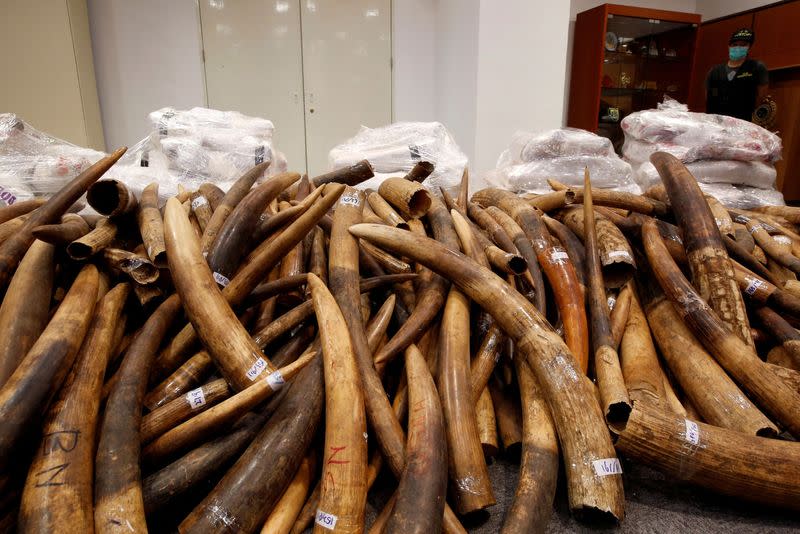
[
  {"xmin": 137, "ymin": 183, "xmax": 167, "ymax": 267},
  {"xmin": 614, "ymin": 404, "xmax": 800, "ymax": 510},
  {"xmin": 32, "ymin": 213, "xmax": 90, "ymax": 245},
  {"xmin": 142, "ymin": 348, "xmax": 316, "ymax": 464},
  {"xmin": 548, "ymin": 179, "xmax": 668, "ymax": 216},
  {"xmin": 618, "ymin": 288, "xmax": 666, "ymax": 408},
  {"xmin": 94, "ymin": 294, "xmax": 182, "ymax": 534},
  {"xmin": 0, "ymin": 240, "xmax": 54, "ymax": 387},
  {"xmin": 206, "ymin": 171, "xmax": 300, "ymax": 280},
  {"xmin": 0, "ymin": 147, "xmax": 125, "ymax": 290},
  {"xmin": 260, "ymin": 453, "xmax": 317, "ymax": 534},
  {"xmin": 19, "ymin": 282, "xmax": 128, "ymax": 533},
  {"xmin": 0, "ymin": 198, "xmax": 46, "ymax": 225},
  {"xmin": 103, "ymin": 248, "xmax": 159, "ymax": 285},
  {"xmin": 372, "ymin": 195, "xmax": 458, "ymax": 369},
  {"xmin": 385, "ymin": 345, "xmax": 447, "ymax": 534},
  {"xmin": 650, "ymin": 152, "xmax": 755, "ymax": 348},
  {"xmin": 367, "ymin": 190, "xmax": 409, "ymax": 229},
  {"xmin": 164, "ymin": 197, "xmax": 276, "ymax": 390},
  {"xmin": 583, "ymin": 173, "xmax": 628, "ymax": 427},
  {"xmin": 349, "ymin": 222, "xmax": 625, "ymax": 521},
  {"xmin": 308, "ymin": 273, "xmax": 368, "ymax": 533},
  {"xmin": 0, "ymin": 264, "xmax": 99, "ymax": 470},
  {"xmin": 66, "ymin": 217, "xmax": 118, "ymax": 260},
  {"xmin": 501, "ymin": 358, "xmax": 559, "ymax": 534},
  {"xmin": 642, "ymin": 218, "xmax": 800, "ymax": 437},
  {"xmin": 403, "ymin": 161, "xmax": 434, "ymax": 183},
  {"xmin": 200, "ymin": 161, "xmax": 269, "ymax": 254}
]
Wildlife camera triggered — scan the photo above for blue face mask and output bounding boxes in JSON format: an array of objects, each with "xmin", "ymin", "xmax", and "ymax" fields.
[{"xmin": 729, "ymin": 46, "xmax": 749, "ymax": 61}]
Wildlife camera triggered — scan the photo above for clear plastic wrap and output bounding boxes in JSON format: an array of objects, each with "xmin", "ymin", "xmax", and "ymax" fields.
[
  {"xmin": 328, "ymin": 122, "xmax": 468, "ymax": 192},
  {"xmin": 621, "ymin": 97, "xmax": 782, "ymax": 165},
  {"xmin": 0, "ymin": 113, "xmax": 105, "ymax": 206},
  {"xmin": 698, "ymin": 182, "xmax": 785, "ymax": 209},
  {"xmin": 106, "ymin": 107, "xmax": 287, "ymax": 199},
  {"xmin": 635, "ymin": 159, "xmax": 777, "ymax": 190},
  {"xmin": 485, "ymin": 128, "xmax": 638, "ymax": 194},
  {"xmin": 496, "ymin": 128, "xmax": 616, "ymax": 168}
]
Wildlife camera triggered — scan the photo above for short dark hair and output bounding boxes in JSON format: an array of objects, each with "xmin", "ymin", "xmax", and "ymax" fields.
[{"xmin": 730, "ymin": 28, "xmax": 755, "ymax": 45}]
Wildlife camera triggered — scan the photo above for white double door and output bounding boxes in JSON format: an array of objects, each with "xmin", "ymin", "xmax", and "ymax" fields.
[{"xmin": 199, "ymin": 0, "xmax": 392, "ymax": 177}]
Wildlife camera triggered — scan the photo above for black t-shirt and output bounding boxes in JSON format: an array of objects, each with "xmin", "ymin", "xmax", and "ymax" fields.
[{"xmin": 705, "ymin": 59, "xmax": 768, "ymax": 120}]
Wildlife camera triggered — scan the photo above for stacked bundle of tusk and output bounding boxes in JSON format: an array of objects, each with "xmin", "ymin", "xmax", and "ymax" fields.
[{"xmin": 1, "ymin": 144, "xmax": 799, "ymax": 534}]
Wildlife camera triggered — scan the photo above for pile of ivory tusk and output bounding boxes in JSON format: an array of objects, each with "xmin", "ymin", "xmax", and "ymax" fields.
[{"xmin": 0, "ymin": 144, "xmax": 797, "ymax": 534}]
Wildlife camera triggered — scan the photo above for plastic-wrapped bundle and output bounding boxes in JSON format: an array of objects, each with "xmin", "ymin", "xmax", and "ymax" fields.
[
  {"xmin": 485, "ymin": 128, "xmax": 638, "ymax": 194},
  {"xmin": 0, "ymin": 114, "xmax": 105, "ymax": 205},
  {"xmin": 106, "ymin": 107, "xmax": 287, "ymax": 199},
  {"xmin": 622, "ymin": 98, "xmax": 782, "ymax": 166},
  {"xmin": 497, "ymin": 128, "xmax": 615, "ymax": 167},
  {"xmin": 699, "ymin": 182, "xmax": 785, "ymax": 209},
  {"xmin": 635, "ymin": 159, "xmax": 777, "ymax": 190},
  {"xmin": 328, "ymin": 122, "xmax": 468, "ymax": 192}
]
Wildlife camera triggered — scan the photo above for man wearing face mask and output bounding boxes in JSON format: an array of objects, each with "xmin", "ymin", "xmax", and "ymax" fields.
[{"xmin": 705, "ymin": 28, "xmax": 769, "ymax": 121}]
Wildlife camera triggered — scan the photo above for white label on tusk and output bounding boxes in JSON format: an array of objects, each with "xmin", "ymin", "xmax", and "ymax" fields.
[
  {"xmin": 213, "ymin": 272, "xmax": 230, "ymax": 287},
  {"xmin": 315, "ymin": 510, "xmax": 338, "ymax": 530},
  {"xmin": 669, "ymin": 234, "xmax": 683, "ymax": 244},
  {"xmin": 185, "ymin": 387, "xmax": 206, "ymax": 409},
  {"xmin": 123, "ymin": 259, "xmax": 145, "ymax": 270},
  {"xmin": 774, "ymin": 235, "xmax": 793, "ymax": 245},
  {"xmin": 762, "ymin": 222, "xmax": 776, "ymax": 232},
  {"xmin": 340, "ymin": 194, "xmax": 360, "ymax": 207},
  {"xmin": 548, "ymin": 248, "xmax": 569, "ymax": 263},
  {"xmin": 191, "ymin": 196, "xmax": 209, "ymax": 210},
  {"xmin": 592, "ymin": 458, "xmax": 623, "ymax": 476},
  {"xmin": 714, "ymin": 218, "xmax": 726, "ymax": 228},
  {"xmin": 246, "ymin": 358, "xmax": 268, "ymax": 381},
  {"xmin": 266, "ymin": 370, "xmax": 285, "ymax": 390},
  {"xmin": 748, "ymin": 223, "xmax": 763, "ymax": 234},
  {"xmin": 607, "ymin": 295, "xmax": 617, "ymax": 310},
  {"xmin": 744, "ymin": 277, "xmax": 764, "ymax": 295},
  {"xmin": 733, "ymin": 214, "xmax": 750, "ymax": 224},
  {"xmin": 606, "ymin": 250, "xmax": 633, "ymax": 262},
  {"xmin": 684, "ymin": 419, "xmax": 700, "ymax": 445}
]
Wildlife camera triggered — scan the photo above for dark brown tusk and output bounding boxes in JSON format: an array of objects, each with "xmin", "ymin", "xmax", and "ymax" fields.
[
  {"xmin": 547, "ymin": 179, "xmax": 668, "ymax": 216},
  {"xmin": 18, "ymin": 282, "xmax": 128, "ymax": 533},
  {"xmin": 404, "ymin": 161, "xmax": 435, "ymax": 183},
  {"xmin": 650, "ymin": 151, "xmax": 755, "ymax": 348},
  {"xmin": 582, "ymin": 171, "xmax": 631, "ymax": 426},
  {"xmin": 206, "ymin": 171, "xmax": 300, "ymax": 280},
  {"xmin": 86, "ymin": 179, "xmax": 138, "ymax": 217},
  {"xmin": 542, "ymin": 214, "xmax": 586, "ymax": 285},
  {"xmin": 643, "ymin": 218, "xmax": 800, "ymax": 436},
  {"xmin": 614, "ymin": 404, "xmax": 800, "ymax": 510},
  {"xmin": 0, "ymin": 198, "xmax": 46, "ymax": 225},
  {"xmin": 137, "ymin": 183, "xmax": 167, "ymax": 267},
  {"xmin": 32, "ymin": 214, "xmax": 90, "ymax": 245},
  {"xmin": 385, "ymin": 344, "xmax": 447, "ymax": 534},
  {"xmin": 723, "ymin": 233, "xmax": 782, "ymax": 285},
  {"xmin": 93, "ymin": 294, "xmax": 181, "ymax": 533},
  {"xmin": 0, "ymin": 264, "xmax": 99, "ymax": 470},
  {"xmin": 312, "ymin": 159, "xmax": 375, "ymax": 188},
  {"xmin": 501, "ymin": 358, "xmax": 558, "ymax": 534},
  {"xmin": 754, "ymin": 306, "xmax": 800, "ymax": 370},
  {"xmin": 609, "ymin": 282, "xmax": 632, "ymax": 349},
  {"xmin": 350, "ymin": 222, "xmax": 625, "ymax": 521},
  {"xmin": 0, "ymin": 240, "xmax": 54, "ymax": 388},
  {"xmin": 0, "ymin": 147, "xmax": 125, "ymax": 291},
  {"xmin": 200, "ymin": 161, "xmax": 269, "ymax": 255}
]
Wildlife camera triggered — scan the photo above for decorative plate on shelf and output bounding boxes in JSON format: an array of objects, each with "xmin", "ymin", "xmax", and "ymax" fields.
[{"xmin": 605, "ymin": 32, "xmax": 618, "ymax": 52}]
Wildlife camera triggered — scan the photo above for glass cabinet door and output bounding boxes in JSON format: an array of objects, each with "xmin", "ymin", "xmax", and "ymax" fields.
[{"xmin": 600, "ymin": 13, "xmax": 697, "ymax": 149}]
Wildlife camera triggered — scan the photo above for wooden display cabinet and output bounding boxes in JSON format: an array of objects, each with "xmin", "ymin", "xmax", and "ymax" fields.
[{"xmin": 568, "ymin": 4, "xmax": 701, "ymax": 151}]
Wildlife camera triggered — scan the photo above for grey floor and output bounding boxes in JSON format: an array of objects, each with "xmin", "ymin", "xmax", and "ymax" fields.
[{"xmin": 364, "ymin": 456, "xmax": 800, "ymax": 533}]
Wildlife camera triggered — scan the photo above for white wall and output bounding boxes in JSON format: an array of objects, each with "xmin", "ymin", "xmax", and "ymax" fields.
[
  {"xmin": 695, "ymin": 0, "xmax": 774, "ymax": 21},
  {"xmin": 474, "ymin": 1, "xmax": 571, "ymax": 172},
  {"xmin": 392, "ymin": 0, "xmax": 436, "ymax": 122},
  {"xmin": 87, "ymin": 0, "xmax": 206, "ymax": 151},
  {"xmin": 434, "ymin": 0, "xmax": 481, "ymax": 167}
]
